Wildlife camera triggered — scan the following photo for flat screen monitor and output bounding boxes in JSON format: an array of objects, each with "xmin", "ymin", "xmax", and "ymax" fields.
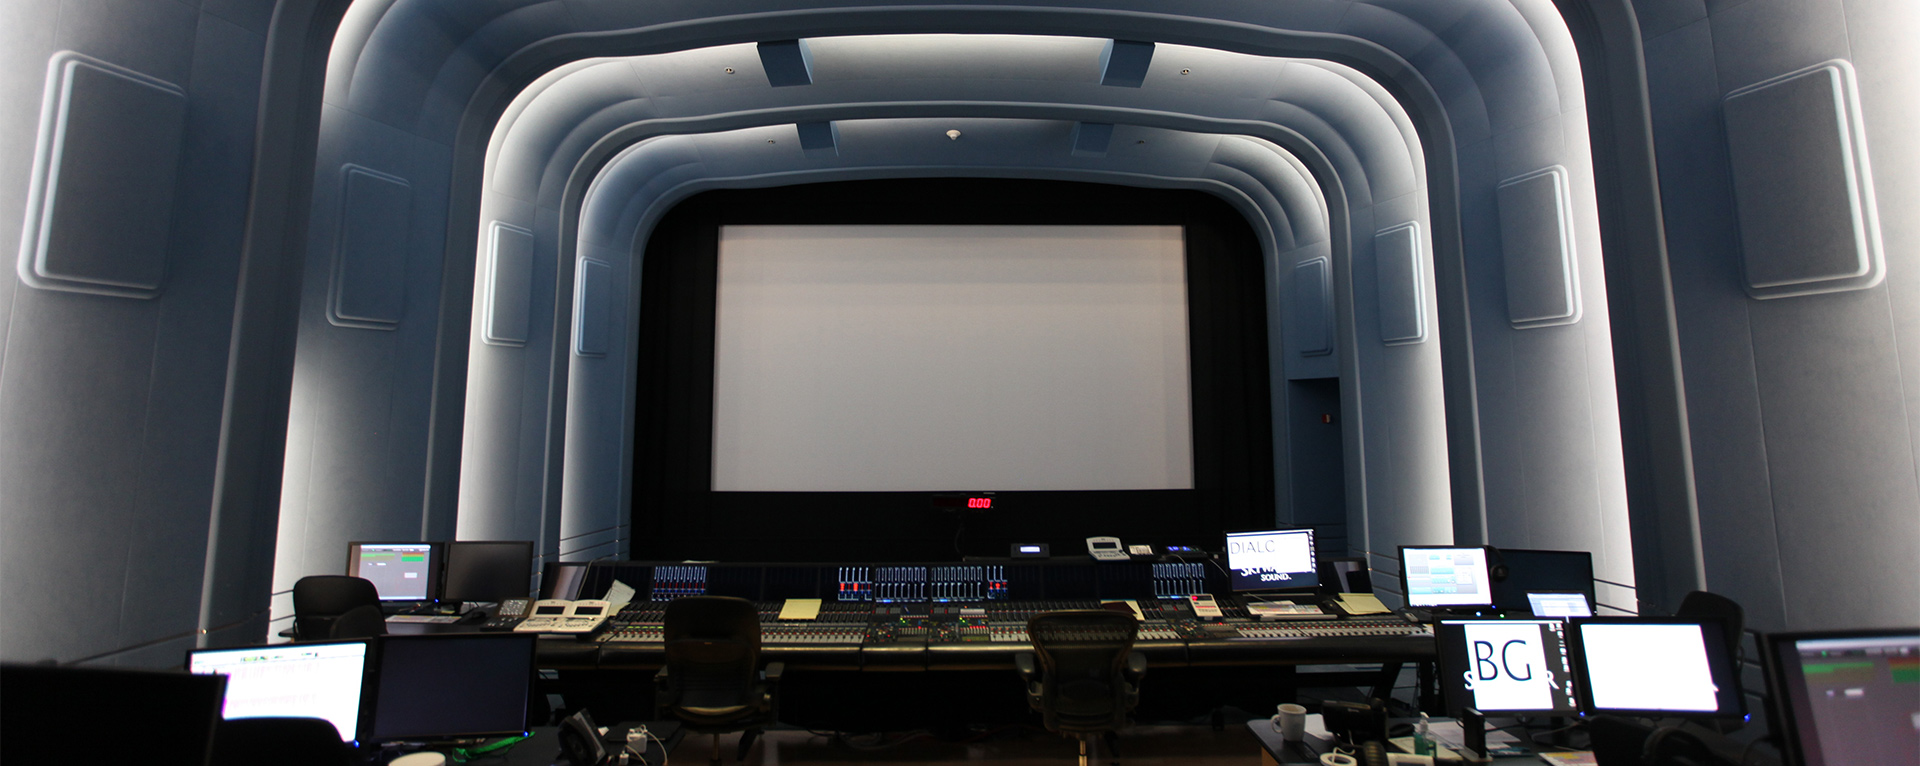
[
  {"xmin": 1527, "ymin": 592, "xmax": 1593, "ymax": 619},
  {"xmin": 1399, "ymin": 546, "xmax": 1495, "ymax": 608},
  {"xmin": 1567, "ymin": 617, "xmax": 1744, "ymax": 718},
  {"xmin": 1763, "ymin": 629, "xmax": 1920, "ymax": 766},
  {"xmin": 347, "ymin": 542, "xmax": 439, "ymax": 601},
  {"xmin": 1490, "ymin": 548, "xmax": 1595, "ymax": 612},
  {"xmin": 2, "ymin": 665, "xmax": 227, "ymax": 763},
  {"xmin": 539, "ymin": 561, "xmax": 590, "ymax": 600},
  {"xmin": 442, "ymin": 541, "xmax": 534, "ymax": 603},
  {"xmin": 367, "ymin": 634, "xmax": 536, "ymax": 742},
  {"xmin": 1225, "ymin": 529, "xmax": 1319, "ymax": 592},
  {"xmin": 1435, "ymin": 619, "xmax": 1580, "ymax": 716},
  {"xmin": 1317, "ymin": 557, "xmax": 1373, "ymax": 594},
  {"xmin": 187, "ymin": 640, "xmax": 371, "ymax": 743}
]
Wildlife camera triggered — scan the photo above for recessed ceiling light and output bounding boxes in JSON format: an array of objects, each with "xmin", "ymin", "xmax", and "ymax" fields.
[
  {"xmin": 1180, "ymin": 68, "xmax": 1191, "ymax": 75},
  {"xmin": 946, "ymin": 130, "xmax": 961, "ymax": 140},
  {"xmin": 725, "ymin": 67, "xmax": 735, "ymax": 74}
]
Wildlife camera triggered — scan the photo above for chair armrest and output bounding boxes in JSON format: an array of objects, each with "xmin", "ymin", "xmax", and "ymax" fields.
[
  {"xmin": 1013, "ymin": 651, "xmax": 1044, "ymax": 710},
  {"xmin": 277, "ymin": 628, "xmax": 295, "ymax": 638},
  {"xmin": 1013, "ymin": 652, "xmax": 1040, "ymax": 683},
  {"xmin": 1124, "ymin": 651, "xmax": 1147, "ymax": 681},
  {"xmin": 762, "ymin": 661, "xmax": 786, "ymax": 683}
]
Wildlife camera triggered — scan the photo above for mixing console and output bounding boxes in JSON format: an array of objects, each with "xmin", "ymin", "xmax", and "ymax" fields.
[{"xmin": 595, "ymin": 599, "xmax": 1427, "ymax": 647}]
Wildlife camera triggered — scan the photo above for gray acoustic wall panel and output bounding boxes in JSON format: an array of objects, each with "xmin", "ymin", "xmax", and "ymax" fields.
[
  {"xmin": 484, "ymin": 221, "xmax": 534, "ymax": 346},
  {"xmin": 574, "ymin": 257, "xmax": 611, "ymax": 357},
  {"xmin": 1290, "ymin": 257, "xmax": 1332, "ymax": 357},
  {"xmin": 1723, "ymin": 60, "xmax": 1884, "ymax": 299},
  {"xmin": 1374, "ymin": 222, "xmax": 1426, "ymax": 345},
  {"xmin": 1496, "ymin": 166, "xmax": 1581, "ymax": 328},
  {"xmin": 18, "ymin": 52, "xmax": 186, "ymax": 299},
  {"xmin": 328, "ymin": 166, "xmax": 410, "ymax": 328}
]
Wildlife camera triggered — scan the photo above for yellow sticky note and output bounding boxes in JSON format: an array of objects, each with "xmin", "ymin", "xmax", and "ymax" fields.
[
  {"xmin": 778, "ymin": 598, "xmax": 822, "ymax": 620},
  {"xmin": 1337, "ymin": 593, "xmax": 1392, "ymax": 615}
]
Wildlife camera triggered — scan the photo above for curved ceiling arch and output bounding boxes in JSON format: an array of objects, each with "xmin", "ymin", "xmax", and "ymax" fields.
[
  {"xmin": 486, "ymin": 44, "xmax": 1424, "ymax": 222},
  {"xmin": 578, "ymin": 125, "xmax": 1325, "ymax": 261},
  {"xmin": 324, "ymin": 0, "xmax": 1581, "ymax": 160},
  {"xmin": 312, "ymin": 0, "xmax": 1619, "ymax": 568}
]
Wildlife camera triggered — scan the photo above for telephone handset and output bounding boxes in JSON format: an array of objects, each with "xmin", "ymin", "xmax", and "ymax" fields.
[
  {"xmin": 482, "ymin": 597, "xmax": 533, "ymax": 631},
  {"xmin": 1086, "ymin": 536, "xmax": 1129, "ymax": 561}
]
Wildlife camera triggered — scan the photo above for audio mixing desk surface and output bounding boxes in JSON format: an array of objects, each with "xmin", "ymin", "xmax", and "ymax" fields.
[{"xmin": 566, "ymin": 598, "xmax": 1432, "ymax": 672}]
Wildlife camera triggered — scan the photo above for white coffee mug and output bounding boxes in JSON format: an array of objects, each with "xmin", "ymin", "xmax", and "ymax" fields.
[{"xmin": 1272, "ymin": 702, "xmax": 1308, "ymax": 741}]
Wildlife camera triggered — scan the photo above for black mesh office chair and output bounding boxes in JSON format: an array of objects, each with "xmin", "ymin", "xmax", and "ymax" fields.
[
  {"xmin": 1014, "ymin": 610, "xmax": 1147, "ymax": 766},
  {"xmin": 654, "ymin": 596, "xmax": 783, "ymax": 766},
  {"xmin": 210, "ymin": 717, "xmax": 352, "ymax": 766},
  {"xmin": 291, "ymin": 575, "xmax": 387, "ymax": 640}
]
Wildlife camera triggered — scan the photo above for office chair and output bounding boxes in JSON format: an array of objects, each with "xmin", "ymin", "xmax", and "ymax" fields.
[
  {"xmin": 653, "ymin": 596, "xmax": 783, "ymax": 766},
  {"xmin": 291, "ymin": 575, "xmax": 387, "ymax": 640},
  {"xmin": 210, "ymin": 717, "xmax": 352, "ymax": 766},
  {"xmin": 1674, "ymin": 590, "xmax": 1745, "ymax": 735},
  {"xmin": 1674, "ymin": 590, "xmax": 1743, "ymax": 661},
  {"xmin": 1014, "ymin": 610, "xmax": 1147, "ymax": 766}
]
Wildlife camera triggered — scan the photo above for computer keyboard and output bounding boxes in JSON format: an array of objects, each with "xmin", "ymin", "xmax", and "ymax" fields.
[{"xmin": 385, "ymin": 614, "xmax": 460, "ymax": 624}]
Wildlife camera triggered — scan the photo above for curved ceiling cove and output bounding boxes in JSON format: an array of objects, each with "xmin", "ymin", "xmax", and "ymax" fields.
[{"xmin": 277, "ymin": 0, "xmax": 1633, "ymax": 611}]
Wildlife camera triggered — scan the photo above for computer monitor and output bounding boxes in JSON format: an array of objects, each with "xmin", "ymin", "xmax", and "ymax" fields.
[
  {"xmin": 346, "ymin": 541, "xmax": 440, "ymax": 601},
  {"xmin": 1762, "ymin": 628, "xmax": 1920, "ymax": 766},
  {"xmin": 539, "ymin": 561, "xmax": 591, "ymax": 600},
  {"xmin": 366, "ymin": 634, "xmax": 537, "ymax": 742},
  {"xmin": 1225, "ymin": 528, "xmax": 1319, "ymax": 592},
  {"xmin": 1527, "ymin": 592, "xmax": 1593, "ymax": 619},
  {"xmin": 1490, "ymin": 548, "xmax": 1595, "ymax": 612},
  {"xmin": 2, "ymin": 665, "xmax": 227, "ymax": 763},
  {"xmin": 1399, "ymin": 546, "xmax": 1495, "ymax": 608},
  {"xmin": 1317, "ymin": 557, "xmax": 1373, "ymax": 594},
  {"xmin": 1435, "ymin": 619, "xmax": 1580, "ymax": 716},
  {"xmin": 187, "ymin": 640, "xmax": 372, "ymax": 743},
  {"xmin": 442, "ymin": 540, "xmax": 534, "ymax": 603},
  {"xmin": 1567, "ymin": 617, "xmax": 1744, "ymax": 718}
]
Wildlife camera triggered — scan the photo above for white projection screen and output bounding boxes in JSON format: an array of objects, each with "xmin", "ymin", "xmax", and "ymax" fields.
[{"xmin": 712, "ymin": 224, "xmax": 1194, "ymax": 492}]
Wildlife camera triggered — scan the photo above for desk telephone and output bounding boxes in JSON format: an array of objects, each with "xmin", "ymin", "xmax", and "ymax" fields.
[
  {"xmin": 481, "ymin": 597, "xmax": 533, "ymax": 630},
  {"xmin": 513, "ymin": 599, "xmax": 618, "ymax": 634}
]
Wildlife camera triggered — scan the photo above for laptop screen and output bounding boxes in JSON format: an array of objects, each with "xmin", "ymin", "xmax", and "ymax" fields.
[
  {"xmin": 188, "ymin": 640, "xmax": 370, "ymax": 742},
  {"xmin": 1527, "ymin": 592, "xmax": 1593, "ymax": 618}
]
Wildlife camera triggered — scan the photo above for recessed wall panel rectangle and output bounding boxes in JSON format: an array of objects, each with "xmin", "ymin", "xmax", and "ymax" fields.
[
  {"xmin": 1497, "ymin": 166, "xmax": 1581, "ymax": 328},
  {"xmin": 1290, "ymin": 257, "xmax": 1332, "ymax": 357},
  {"xmin": 1374, "ymin": 223, "xmax": 1426, "ymax": 345},
  {"xmin": 484, "ymin": 222, "xmax": 534, "ymax": 346},
  {"xmin": 328, "ymin": 165, "xmax": 411, "ymax": 328},
  {"xmin": 573, "ymin": 257, "xmax": 611, "ymax": 357},
  {"xmin": 1723, "ymin": 60, "xmax": 1883, "ymax": 298},
  {"xmin": 18, "ymin": 52, "xmax": 186, "ymax": 299}
]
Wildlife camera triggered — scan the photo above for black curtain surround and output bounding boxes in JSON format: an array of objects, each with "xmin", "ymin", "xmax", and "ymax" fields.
[{"xmin": 633, "ymin": 179, "xmax": 1274, "ymax": 562}]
